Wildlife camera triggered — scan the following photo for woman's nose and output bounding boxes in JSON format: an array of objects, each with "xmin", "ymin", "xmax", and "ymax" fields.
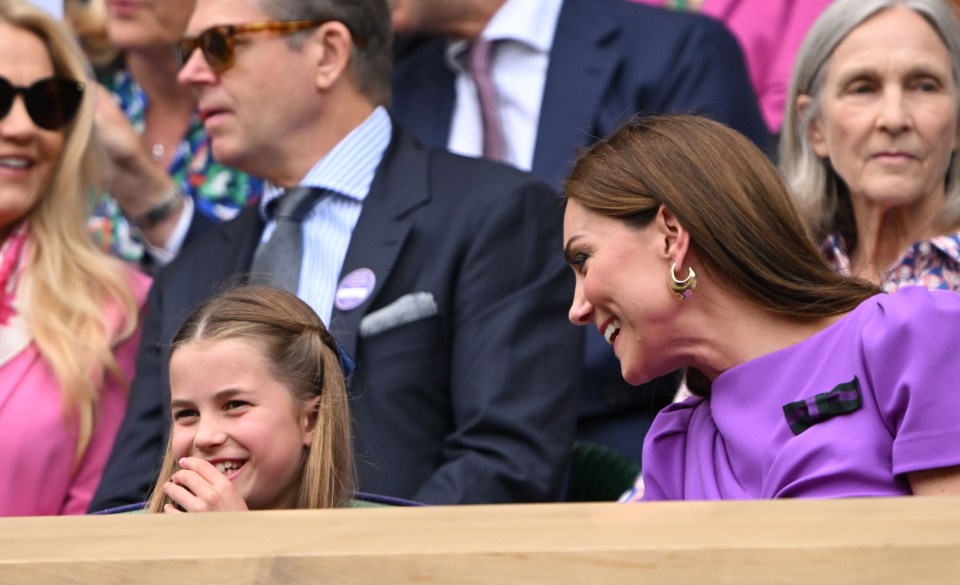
[
  {"xmin": 877, "ymin": 89, "xmax": 910, "ymax": 134},
  {"xmin": 568, "ymin": 281, "xmax": 594, "ymax": 326},
  {"xmin": 0, "ymin": 95, "xmax": 37, "ymax": 137}
]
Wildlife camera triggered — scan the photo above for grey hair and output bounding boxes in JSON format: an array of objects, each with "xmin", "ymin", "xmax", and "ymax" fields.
[
  {"xmin": 254, "ymin": 0, "xmax": 392, "ymax": 106},
  {"xmin": 780, "ymin": 0, "xmax": 960, "ymax": 237}
]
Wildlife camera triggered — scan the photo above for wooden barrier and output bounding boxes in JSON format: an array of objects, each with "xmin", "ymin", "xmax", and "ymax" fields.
[{"xmin": 2, "ymin": 497, "xmax": 960, "ymax": 584}]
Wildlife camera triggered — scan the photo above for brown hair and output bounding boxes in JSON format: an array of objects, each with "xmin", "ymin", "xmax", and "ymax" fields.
[
  {"xmin": 147, "ymin": 285, "xmax": 354, "ymax": 512},
  {"xmin": 566, "ymin": 115, "xmax": 880, "ymax": 394},
  {"xmin": 566, "ymin": 114, "xmax": 879, "ymax": 317}
]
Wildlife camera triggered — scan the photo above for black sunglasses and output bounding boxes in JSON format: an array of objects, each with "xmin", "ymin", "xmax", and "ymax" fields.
[
  {"xmin": 176, "ymin": 19, "xmax": 367, "ymax": 75},
  {"xmin": 0, "ymin": 76, "xmax": 85, "ymax": 131}
]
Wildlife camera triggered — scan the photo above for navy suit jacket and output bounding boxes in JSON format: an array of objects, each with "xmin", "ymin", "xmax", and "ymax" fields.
[
  {"xmin": 89, "ymin": 126, "xmax": 581, "ymax": 510},
  {"xmin": 391, "ymin": 0, "xmax": 767, "ymax": 463},
  {"xmin": 391, "ymin": 0, "xmax": 770, "ymax": 189}
]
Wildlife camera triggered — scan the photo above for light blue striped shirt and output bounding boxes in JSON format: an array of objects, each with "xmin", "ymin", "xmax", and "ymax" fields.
[{"xmin": 258, "ymin": 107, "xmax": 392, "ymax": 324}]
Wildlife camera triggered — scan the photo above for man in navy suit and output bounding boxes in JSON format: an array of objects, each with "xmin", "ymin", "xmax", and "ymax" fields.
[
  {"xmin": 390, "ymin": 0, "xmax": 769, "ymax": 464},
  {"xmin": 89, "ymin": 0, "xmax": 580, "ymax": 510}
]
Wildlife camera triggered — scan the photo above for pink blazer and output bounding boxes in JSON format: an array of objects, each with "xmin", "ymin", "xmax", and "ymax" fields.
[
  {"xmin": 0, "ymin": 271, "xmax": 150, "ymax": 516},
  {"xmin": 632, "ymin": 0, "xmax": 833, "ymax": 132}
]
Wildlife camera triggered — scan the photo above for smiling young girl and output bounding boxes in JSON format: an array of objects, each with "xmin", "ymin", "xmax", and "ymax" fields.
[{"xmin": 146, "ymin": 286, "xmax": 354, "ymax": 512}]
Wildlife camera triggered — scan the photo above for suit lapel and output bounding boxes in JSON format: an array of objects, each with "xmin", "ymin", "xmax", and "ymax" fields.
[
  {"xmin": 533, "ymin": 0, "xmax": 622, "ymax": 189},
  {"xmin": 216, "ymin": 205, "xmax": 264, "ymax": 277},
  {"xmin": 329, "ymin": 127, "xmax": 428, "ymax": 358}
]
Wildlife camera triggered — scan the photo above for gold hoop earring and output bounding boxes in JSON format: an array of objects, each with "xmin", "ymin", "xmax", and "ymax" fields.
[{"xmin": 669, "ymin": 263, "xmax": 697, "ymax": 300}]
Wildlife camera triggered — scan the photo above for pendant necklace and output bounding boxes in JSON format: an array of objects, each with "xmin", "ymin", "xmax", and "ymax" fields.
[{"xmin": 151, "ymin": 142, "xmax": 165, "ymax": 162}]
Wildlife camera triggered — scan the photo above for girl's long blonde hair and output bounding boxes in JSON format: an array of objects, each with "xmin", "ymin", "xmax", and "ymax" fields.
[
  {"xmin": 148, "ymin": 286, "xmax": 354, "ymax": 512},
  {"xmin": 0, "ymin": 0, "xmax": 140, "ymax": 464}
]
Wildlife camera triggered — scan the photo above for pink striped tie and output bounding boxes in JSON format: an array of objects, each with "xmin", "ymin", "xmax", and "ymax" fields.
[{"xmin": 469, "ymin": 38, "xmax": 506, "ymax": 161}]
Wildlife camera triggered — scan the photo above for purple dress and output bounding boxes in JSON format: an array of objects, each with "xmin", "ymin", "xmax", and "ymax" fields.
[{"xmin": 642, "ymin": 287, "xmax": 960, "ymax": 500}]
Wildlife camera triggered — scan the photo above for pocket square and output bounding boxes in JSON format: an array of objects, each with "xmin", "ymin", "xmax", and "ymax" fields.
[
  {"xmin": 359, "ymin": 292, "xmax": 438, "ymax": 337},
  {"xmin": 782, "ymin": 376, "xmax": 862, "ymax": 436}
]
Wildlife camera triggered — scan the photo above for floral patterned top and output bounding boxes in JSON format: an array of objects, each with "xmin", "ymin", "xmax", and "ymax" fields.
[
  {"xmin": 822, "ymin": 231, "xmax": 960, "ymax": 293},
  {"xmin": 87, "ymin": 69, "xmax": 263, "ymax": 263}
]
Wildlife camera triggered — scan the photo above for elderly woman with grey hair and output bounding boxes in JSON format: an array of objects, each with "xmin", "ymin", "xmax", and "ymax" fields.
[{"xmin": 781, "ymin": 0, "xmax": 960, "ymax": 291}]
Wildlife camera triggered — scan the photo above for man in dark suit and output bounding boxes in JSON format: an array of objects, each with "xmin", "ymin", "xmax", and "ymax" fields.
[
  {"xmin": 90, "ymin": 0, "xmax": 580, "ymax": 510},
  {"xmin": 390, "ymin": 0, "xmax": 769, "ymax": 464}
]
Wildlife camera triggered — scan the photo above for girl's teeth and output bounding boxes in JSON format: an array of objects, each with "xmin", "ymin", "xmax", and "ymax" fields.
[{"xmin": 214, "ymin": 461, "xmax": 241, "ymax": 474}]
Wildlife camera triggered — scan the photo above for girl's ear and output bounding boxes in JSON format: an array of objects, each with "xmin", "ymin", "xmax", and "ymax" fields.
[{"xmin": 301, "ymin": 395, "xmax": 323, "ymax": 447}]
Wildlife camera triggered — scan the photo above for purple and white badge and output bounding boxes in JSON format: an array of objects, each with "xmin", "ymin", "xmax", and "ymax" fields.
[{"xmin": 335, "ymin": 268, "xmax": 376, "ymax": 311}]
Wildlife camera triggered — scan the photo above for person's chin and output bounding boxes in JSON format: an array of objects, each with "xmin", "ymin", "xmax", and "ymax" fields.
[
  {"xmin": 209, "ymin": 138, "xmax": 247, "ymax": 171},
  {"xmin": 621, "ymin": 361, "xmax": 652, "ymax": 387}
]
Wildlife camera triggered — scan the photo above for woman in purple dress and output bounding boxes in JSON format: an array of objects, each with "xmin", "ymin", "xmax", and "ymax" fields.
[{"xmin": 563, "ymin": 114, "xmax": 960, "ymax": 500}]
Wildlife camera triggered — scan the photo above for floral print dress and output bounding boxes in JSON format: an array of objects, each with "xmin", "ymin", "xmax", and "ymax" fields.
[{"xmin": 87, "ymin": 70, "xmax": 262, "ymax": 263}]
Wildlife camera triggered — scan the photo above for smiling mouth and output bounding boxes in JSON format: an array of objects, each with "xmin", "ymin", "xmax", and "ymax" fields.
[
  {"xmin": 0, "ymin": 157, "xmax": 32, "ymax": 170},
  {"xmin": 603, "ymin": 319, "xmax": 621, "ymax": 345},
  {"xmin": 214, "ymin": 460, "xmax": 246, "ymax": 475}
]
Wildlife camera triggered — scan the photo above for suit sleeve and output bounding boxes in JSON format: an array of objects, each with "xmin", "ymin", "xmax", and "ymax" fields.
[
  {"xmin": 659, "ymin": 15, "xmax": 771, "ymax": 151},
  {"xmin": 413, "ymin": 178, "xmax": 582, "ymax": 504},
  {"xmin": 87, "ymin": 280, "xmax": 169, "ymax": 511}
]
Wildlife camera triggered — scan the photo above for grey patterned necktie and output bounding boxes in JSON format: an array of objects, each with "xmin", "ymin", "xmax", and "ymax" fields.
[{"xmin": 249, "ymin": 186, "xmax": 326, "ymax": 293}]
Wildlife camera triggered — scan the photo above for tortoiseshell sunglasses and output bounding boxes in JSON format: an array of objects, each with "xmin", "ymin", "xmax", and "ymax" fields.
[{"xmin": 176, "ymin": 19, "xmax": 367, "ymax": 74}]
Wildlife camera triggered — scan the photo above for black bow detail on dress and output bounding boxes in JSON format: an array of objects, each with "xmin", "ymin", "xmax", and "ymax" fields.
[{"xmin": 783, "ymin": 376, "xmax": 863, "ymax": 435}]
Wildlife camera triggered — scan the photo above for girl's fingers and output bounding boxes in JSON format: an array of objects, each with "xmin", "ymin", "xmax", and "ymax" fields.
[{"xmin": 178, "ymin": 457, "xmax": 233, "ymax": 487}]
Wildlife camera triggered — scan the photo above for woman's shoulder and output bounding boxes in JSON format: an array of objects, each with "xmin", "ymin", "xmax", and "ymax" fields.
[
  {"xmin": 862, "ymin": 287, "xmax": 960, "ymax": 324},
  {"xmin": 123, "ymin": 266, "xmax": 152, "ymax": 306},
  {"xmin": 852, "ymin": 287, "xmax": 960, "ymax": 352},
  {"xmin": 103, "ymin": 265, "xmax": 151, "ymax": 341}
]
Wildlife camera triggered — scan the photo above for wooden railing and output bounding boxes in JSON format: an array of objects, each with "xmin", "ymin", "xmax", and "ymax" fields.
[{"xmin": 2, "ymin": 497, "xmax": 960, "ymax": 584}]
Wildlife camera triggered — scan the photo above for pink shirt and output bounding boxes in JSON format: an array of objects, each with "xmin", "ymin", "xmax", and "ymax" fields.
[
  {"xmin": 631, "ymin": 0, "xmax": 833, "ymax": 132},
  {"xmin": 0, "ymin": 271, "xmax": 149, "ymax": 516}
]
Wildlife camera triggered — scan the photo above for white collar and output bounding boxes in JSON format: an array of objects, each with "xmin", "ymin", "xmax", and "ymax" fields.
[{"xmin": 445, "ymin": 0, "xmax": 564, "ymax": 69}]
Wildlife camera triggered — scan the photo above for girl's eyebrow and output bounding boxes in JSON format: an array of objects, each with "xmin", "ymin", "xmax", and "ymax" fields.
[{"xmin": 170, "ymin": 388, "xmax": 246, "ymax": 408}]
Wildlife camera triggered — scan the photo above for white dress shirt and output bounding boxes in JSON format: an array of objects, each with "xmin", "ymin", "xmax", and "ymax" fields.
[
  {"xmin": 444, "ymin": 0, "xmax": 564, "ymax": 171},
  {"xmin": 258, "ymin": 107, "xmax": 392, "ymax": 324}
]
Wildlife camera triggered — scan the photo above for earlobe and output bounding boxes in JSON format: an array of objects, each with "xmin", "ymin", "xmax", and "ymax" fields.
[{"xmin": 797, "ymin": 94, "xmax": 828, "ymax": 158}]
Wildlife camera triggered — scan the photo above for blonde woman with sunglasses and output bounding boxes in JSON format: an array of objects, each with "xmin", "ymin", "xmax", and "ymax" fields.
[{"xmin": 0, "ymin": 0, "xmax": 149, "ymax": 516}]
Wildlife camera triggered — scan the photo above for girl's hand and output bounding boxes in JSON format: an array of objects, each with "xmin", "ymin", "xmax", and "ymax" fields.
[{"xmin": 162, "ymin": 457, "xmax": 249, "ymax": 513}]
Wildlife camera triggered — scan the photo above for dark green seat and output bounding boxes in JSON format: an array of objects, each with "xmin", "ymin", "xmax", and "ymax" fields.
[{"xmin": 566, "ymin": 440, "xmax": 641, "ymax": 502}]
